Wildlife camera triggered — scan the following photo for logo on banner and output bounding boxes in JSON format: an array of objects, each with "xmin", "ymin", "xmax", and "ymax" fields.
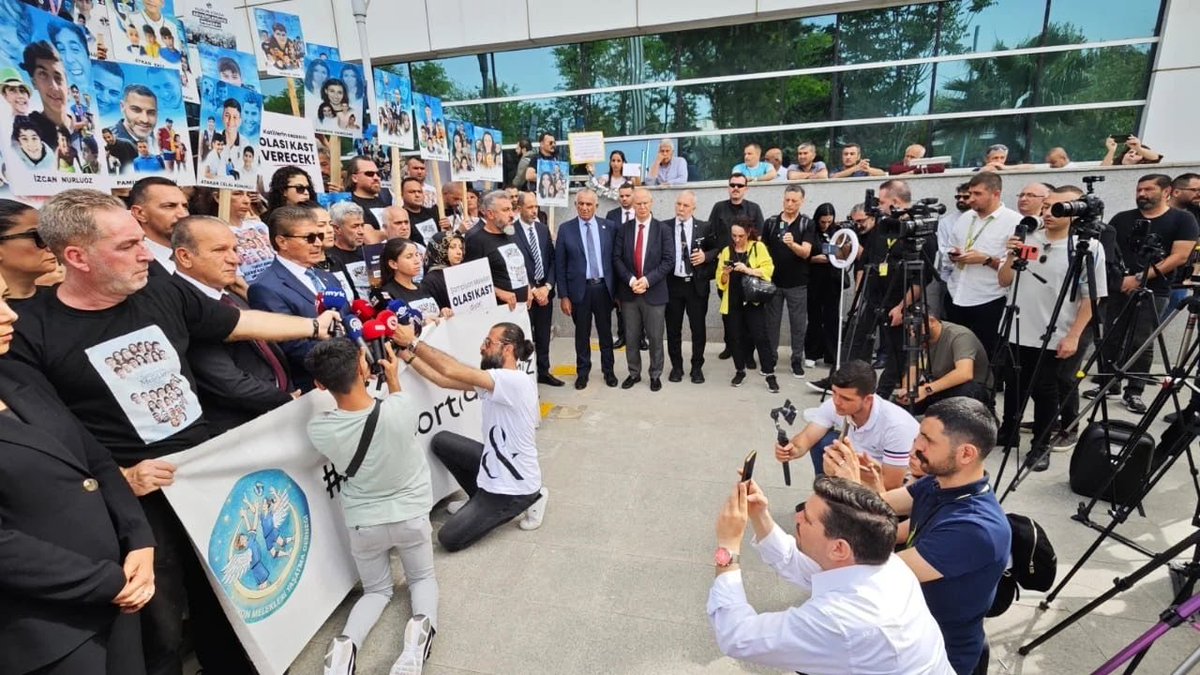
[{"xmin": 208, "ymin": 470, "xmax": 312, "ymax": 623}]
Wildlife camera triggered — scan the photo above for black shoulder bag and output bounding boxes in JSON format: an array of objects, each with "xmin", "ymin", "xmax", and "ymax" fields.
[{"xmin": 342, "ymin": 399, "xmax": 383, "ymax": 479}]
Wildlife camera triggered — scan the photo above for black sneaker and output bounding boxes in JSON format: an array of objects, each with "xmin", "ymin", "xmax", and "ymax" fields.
[
  {"xmin": 807, "ymin": 377, "xmax": 831, "ymax": 393},
  {"xmin": 1123, "ymin": 394, "xmax": 1148, "ymax": 415},
  {"xmin": 1083, "ymin": 386, "xmax": 1116, "ymax": 400},
  {"xmin": 1165, "ymin": 411, "xmax": 1180, "ymax": 424},
  {"xmin": 1027, "ymin": 447, "xmax": 1051, "ymax": 472},
  {"xmin": 731, "ymin": 371, "xmax": 746, "ymax": 387},
  {"xmin": 792, "ymin": 363, "xmax": 805, "ymax": 379},
  {"xmin": 718, "ymin": 348, "xmax": 732, "ymax": 360},
  {"xmin": 766, "ymin": 375, "xmax": 780, "ymax": 393}
]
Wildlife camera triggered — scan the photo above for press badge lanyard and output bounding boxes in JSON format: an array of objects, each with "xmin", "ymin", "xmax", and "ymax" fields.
[{"xmin": 905, "ymin": 482, "xmax": 991, "ymax": 548}]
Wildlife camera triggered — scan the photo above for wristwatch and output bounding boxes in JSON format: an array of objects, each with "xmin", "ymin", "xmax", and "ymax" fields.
[
  {"xmin": 924, "ymin": 384, "xmax": 934, "ymax": 397},
  {"xmin": 714, "ymin": 546, "xmax": 740, "ymax": 567},
  {"xmin": 985, "ymin": 256, "xmax": 995, "ymax": 268}
]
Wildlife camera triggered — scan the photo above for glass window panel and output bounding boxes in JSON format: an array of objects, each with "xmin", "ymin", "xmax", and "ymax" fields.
[
  {"xmin": 931, "ymin": 114, "xmax": 1032, "ymax": 168},
  {"xmin": 1047, "ymin": 0, "xmax": 1162, "ymax": 42},
  {"xmin": 836, "ymin": 3, "xmax": 939, "ymax": 66},
  {"xmin": 838, "ymin": 64, "xmax": 933, "ymax": 119},
  {"xmin": 1028, "ymin": 105, "xmax": 1144, "ymax": 162},
  {"xmin": 943, "ymin": 0, "xmax": 1049, "ymax": 54}
]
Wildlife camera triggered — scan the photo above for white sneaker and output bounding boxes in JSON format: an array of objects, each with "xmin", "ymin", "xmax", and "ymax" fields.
[
  {"xmin": 518, "ymin": 487, "xmax": 549, "ymax": 531},
  {"xmin": 390, "ymin": 615, "xmax": 433, "ymax": 675},
  {"xmin": 324, "ymin": 635, "xmax": 356, "ymax": 675},
  {"xmin": 804, "ymin": 359, "xmax": 816, "ymax": 368},
  {"xmin": 445, "ymin": 497, "xmax": 468, "ymax": 515}
]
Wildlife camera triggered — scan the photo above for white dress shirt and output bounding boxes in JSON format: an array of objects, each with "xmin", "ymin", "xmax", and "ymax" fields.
[
  {"xmin": 175, "ymin": 271, "xmax": 224, "ymax": 301},
  {"xmin": 628, "ymin": 218, "xmax": 652, "ymax": 286},
  {"xmin": 276, "ymin": 256, "xmax": 319, "ymax": 295},
  {"xmin": 944, "ymin": 204, "xmax": 1022, "ymax": 307},
  {"xmin": 708, "ymin": 524, "xmax": 954, "ymax": 675},
  {"xmin": 673, "ymin": 217, "xmax": 694, "ymax": 277},
  {"xmin": 144, "ymin": 237, "xmax": 176, "ymax": 274}
]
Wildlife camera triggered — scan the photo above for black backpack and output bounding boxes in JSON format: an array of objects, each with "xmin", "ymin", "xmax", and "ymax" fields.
[{"xmin": 987, "ymin": 513, "xmax": 1057, "ymax": 616}]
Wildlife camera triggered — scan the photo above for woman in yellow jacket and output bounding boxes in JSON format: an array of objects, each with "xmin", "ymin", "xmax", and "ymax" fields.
[{"xmin": 717, "ymin": 220, "xmax": 778, "ymax": 391}]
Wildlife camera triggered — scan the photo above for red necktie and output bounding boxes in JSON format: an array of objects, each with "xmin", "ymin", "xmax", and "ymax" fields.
[
  {"xmin": 633, "ymin": 223, "xmax": 645, "ymax": 278},
  {"xmin": 222, "ymin": 295, "xmax": 290, "ymax": 393}
]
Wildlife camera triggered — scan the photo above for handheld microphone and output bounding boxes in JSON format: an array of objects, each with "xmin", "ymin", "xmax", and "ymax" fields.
[
  {"xmin": 1016, "ymin": 216, "xmax": 1039, "ymax": 242},
  {"xmin": 351, "ymin": 298, "xmax": 376, "ymax": 321},
  {"xmin": 386, "ymin": 299, "xmax": 424, "ymax": 336},
  {"xmin": 362, "ymin": 319, "xmax": 390, "ymax": 366}
]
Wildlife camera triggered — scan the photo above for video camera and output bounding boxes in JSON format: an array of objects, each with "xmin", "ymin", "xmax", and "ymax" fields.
[
  {"xmin": 865, "ymin": 189, "xmax": 945, "ymax": 240},
  {"xmin": 1050, "ymin": 175, "xmax": 1106, "ymax": 239}
]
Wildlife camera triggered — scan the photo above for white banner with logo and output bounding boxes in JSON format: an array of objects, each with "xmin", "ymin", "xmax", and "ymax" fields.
[{"xmin": 161, "ymin": 303, "xmax": 533, "ymax": 675}]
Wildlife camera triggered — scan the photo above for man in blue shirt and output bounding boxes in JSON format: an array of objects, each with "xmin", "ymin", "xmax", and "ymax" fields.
[
  {"xmin": 132, "ymin": 140, "xmax": 166, "ymax": 172},
  {"xmin": 731, "ymin": 143, "xmax": 777, "ymax": 182},
  {"xmin": 823, "ymin": 396, "xmax": 1010, "ymax": 674}
]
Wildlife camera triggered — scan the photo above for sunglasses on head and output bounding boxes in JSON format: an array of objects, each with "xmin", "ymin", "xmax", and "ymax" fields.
[
  {"xmin": 281, "ymin": 232, "xmax": 325, "ymax": 245},
  {"xmin": 0, "ymin": 230, "xmax": 46, "ymax": 248}
]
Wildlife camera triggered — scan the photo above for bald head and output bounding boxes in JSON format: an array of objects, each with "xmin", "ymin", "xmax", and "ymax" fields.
[
  {"xmin": 382, "ymin": 205, "xmax": 412, "ymax": 240},
  {"xmin": 674, "ymin": 190, "xmax": 696, "ymax": 221}
]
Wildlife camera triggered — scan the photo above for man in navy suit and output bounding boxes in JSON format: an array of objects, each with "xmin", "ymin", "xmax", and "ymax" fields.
[
  {"xmin": 248, "ymin": 205, "xmax": 345, "ymax": 391},
  {"xmin": 513, "ymin": 191, "xmax": 563, "ymax": 386},
  {"xmin": 614, "ymin": 187, "xmax": 675, "ymax": 391},
  {"xmin": 555, "ymin": 188, "xmax": 619, "ymax": 390}
]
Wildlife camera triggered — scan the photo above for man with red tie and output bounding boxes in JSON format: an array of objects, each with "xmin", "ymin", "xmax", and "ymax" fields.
[
  {"xmin": 614, "ymin": 187, "xmax": 675, "ymax": 391},
  {"xmin": 171, "ymin": 215, "xmax": 298, "ymax": 433}
]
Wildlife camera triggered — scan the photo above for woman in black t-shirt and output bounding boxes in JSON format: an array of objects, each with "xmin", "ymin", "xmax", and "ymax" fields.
[
  {"xmin": 421, "ymin": 232, "xmax": 464, "ymax": 313},
  {"xmin": 806, "ymin": 203, "xmax": 841, "ymax": 365},
  {"xmin": 380, "ymin": 238, "xmax": 445, "ymax": 319}
]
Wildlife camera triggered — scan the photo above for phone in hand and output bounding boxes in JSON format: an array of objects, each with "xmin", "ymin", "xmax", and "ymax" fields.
[
  {"xmin": 1111, "ymin": 134, "xmax": 1132, "ymax": 144},
  {"xmin": 740, "ymin": 450, "xmax": 757, "ymax": 483}
]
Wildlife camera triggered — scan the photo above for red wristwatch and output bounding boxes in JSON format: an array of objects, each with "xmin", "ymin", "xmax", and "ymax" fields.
[{"xmin": 714, "ymin": 546, "xmax": 740, "ymax": 567}]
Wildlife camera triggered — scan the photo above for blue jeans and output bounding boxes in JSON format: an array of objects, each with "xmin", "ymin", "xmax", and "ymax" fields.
[{"xmin": 809, "ymin": 430, "xmax": 838, "ymax": 476}]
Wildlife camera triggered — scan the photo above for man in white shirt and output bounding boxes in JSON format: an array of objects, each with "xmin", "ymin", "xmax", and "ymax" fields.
[
  {"xmin": 943, "ymin": 171, "xmax": 1022, "ymax": 353},
  {"xmin": 128, "ymin": 176, "xmax": 188, "ymax": 276},
  {"xmin": 396, "ymin": 321, "xmax": 549, "ymax": 550},
  {"xmin": 708, "ymin": 475, "xmax": 954, "ymax": 675},
  {"xmin": 777, "ymin": 360, "xmax": 918, "ymax": 490}
]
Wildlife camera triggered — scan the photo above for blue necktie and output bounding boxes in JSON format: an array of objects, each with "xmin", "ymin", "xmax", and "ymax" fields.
[
  {"xmin": 584, "ymin": 221, "xmax": 600, "ymax": 280},
  {"xmin": 305, "ymin": 268, "xmax": 326, "ymax": 294}
]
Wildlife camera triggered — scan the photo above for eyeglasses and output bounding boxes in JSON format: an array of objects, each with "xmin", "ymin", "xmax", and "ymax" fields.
[
  {"xmin": 728, "ymin": 183, "xmax": 747, "ymax": 189},
  {"xmin": 954, "ymin": 195, "xmax": 970, "ymax": 201},
  {"xmin": 481, "ymin": 337, "xmax": 511, "ymax": 349},
  {"xmin": 357, "ymin": 170, "xmax": 380, "ymax": 178},
  {"xmin": 287, "ymin": 184, "xmax": 310, "ymax": 193},
  {"xmin": 280, "ymin": 232, "xmax": 325, "ymax": 245},
  {"xmin": 1017, "ymin": 192, "xmax": 1048, "ymax": 199},
  {"xmin": 0, "ymin": 230, "xmax": 46, "ymax": 248}
]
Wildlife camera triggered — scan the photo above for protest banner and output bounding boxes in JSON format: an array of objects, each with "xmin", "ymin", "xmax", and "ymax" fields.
[
  {"xmin": 98, "ymin": 62, "xmax": 195, "ymax": 187},
  {"xmin": 536, "ymin": 159, "xmax": 570, "ymax": 208},
  {"xmin": 305, "ymin": 57, "xmax": 364, "ymax": 139},
  {"xmin": 372, "ymin": 68, "xmax": 413, "ymax": 149},
  {"xmin": 162, "ymin": 303, "xmax": 533, "ymax": 675},
  {"xmin": 443, "ymin": 257, "xmax": 496, "ymax": 316},
  {"xmin": 472, "ymin": 125, "xmax": 503, "ymax": 183},
  {"xmin": 197, "ymin": 76, "xmax": 262, "ymax": 190},
  {"xmin": 568, "ymin": 131, "xmax": 605, "ymax": 164},
  {"xmin": 258, "ymin": 111, "xmax": 324, "ymax": 197},
  {"xmin": 414, "ymin": 92, "xmax": 448, "ymax": 161},
  {"xmin": 198, "ymin": 43, "xmax": 261, "ymax": 92},
  {"xmin": 305, "ymin": 43, "xmax": 340, "ymax": 62},
  {"xmin": 68, "ymin": 0, "xmax": 115, "ymax": 61},
  {"xmin": 252, "ymin": 8, "xmax": 304, "ymax": 78},
  {"xmin": 231, "ymin": 218, "xmax": 273, "ymax": 283},
  {"xmin": 0, "ymin": 0, "xmax": 109, "ymax": 195},
  {"xmin": 108, "ymin": 0, "xmax": 187, "ymax": 70},
  {"xmin": 447, "ymin": 118, "xmax": 474, "ymax": 182},
  {"xmin": 176, "ymin": 0, "xmax": 240, "ymax": 49}
]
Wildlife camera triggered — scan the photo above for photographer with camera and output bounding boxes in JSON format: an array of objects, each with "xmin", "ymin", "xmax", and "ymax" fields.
[
  {"xmin": 1085, "ymin": 174, "xmax": 1199, "ymax": 413},
  {"xmin": 997, "ymin": 185, "xmax": 1109, "ymax": 471},
  {"xmin": 943, "ymin": 172, "xmax": 1023, "ymax": 353},
  {"xmin": 762, "ymin": 185, "xmax": 817, "ymax": 378}
]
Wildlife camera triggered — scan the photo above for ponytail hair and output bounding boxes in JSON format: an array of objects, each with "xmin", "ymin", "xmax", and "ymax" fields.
[{"xmin": 495, "ymin": 321, "xmax": 535, "ymax": 361}]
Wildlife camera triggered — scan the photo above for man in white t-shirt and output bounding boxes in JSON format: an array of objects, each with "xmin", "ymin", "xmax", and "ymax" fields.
[
  {"xmin": 942, "ymin": 171, "xmax": 1023, "ymax": 352},
  {"xmin": 775, "ymin": 360, "xmax": 919, "ymax": 490},
  {"xmin": 997, "ymin": 184, "xmax": 1107, "ymax": 471},
  {"xmin": 396, "ymin": 320, "xmax": 547, "ymax": 551}
]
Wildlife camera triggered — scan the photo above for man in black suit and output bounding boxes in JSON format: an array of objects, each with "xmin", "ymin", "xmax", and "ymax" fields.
[
  {"xmin": 665, "ymin": 190, "xmax": 717, "ymax": 384},
  {"xmin": 172, "ymin": 216, "xmax": 295, "ymax": 434},
  {"xmin": 706, "ymin": 173, "xmax": 765, "ymax": 361},
  {"xmin": 614, "ymin": 187, "xmax": 674, "ymax": 391},
  {"xmin": 513, "ymin": 191, "xmax": 563, "ymax": 386},
  {"xmin": 605, "ymin": 184, "xmax": 636, "ymax": 349},
  {"xmin": 555, "ymin": 189, "xmax": 619, "ymax": 389},
  {"xmin": 129, "ymin": 176, "xmax": 189, "ymax": 277}
]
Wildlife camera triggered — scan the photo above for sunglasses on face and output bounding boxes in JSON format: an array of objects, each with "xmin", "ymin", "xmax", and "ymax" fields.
[
  {"xmin": 358, "ymin": 170, "xmax": 380, "ymax": 178},
  {"xmin": 0, "ymin": 230, "xmax": 47, "ymax": 248},
  {"xmin": 954, "ymin": 195, "xmax": 969, "ymax": 201},
  {"xmin": 281, "ymin": 232, "xmax": 325, "ymax": 245},
  {"xmin": 287, "ymin": 184, "xmax": 311, "ymax": 193},
  {"xmin": 728, "ymin": 183, "xmax": 746, "ymax": 189}
]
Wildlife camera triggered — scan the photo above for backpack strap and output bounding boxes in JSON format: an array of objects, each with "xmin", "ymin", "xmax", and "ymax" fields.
[{"xmin": 344, "ymin": 399, "xmax": 382, "ymax": 479}]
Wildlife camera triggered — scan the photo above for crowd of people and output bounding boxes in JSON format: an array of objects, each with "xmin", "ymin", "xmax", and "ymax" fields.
[{"xmin": 2, "ymin": 128, "xmax": 1198, "ymax": 675}]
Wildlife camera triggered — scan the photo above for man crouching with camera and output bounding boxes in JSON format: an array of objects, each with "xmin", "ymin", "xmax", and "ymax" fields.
[{"xmin": 707, "ymin": 476, "xmax": 954, "ymax": 674}]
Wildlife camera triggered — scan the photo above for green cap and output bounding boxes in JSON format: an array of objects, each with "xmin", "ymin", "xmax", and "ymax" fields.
[{"xmin": 0, "ymin": 66, "xmax": 30, "ymax": 94}]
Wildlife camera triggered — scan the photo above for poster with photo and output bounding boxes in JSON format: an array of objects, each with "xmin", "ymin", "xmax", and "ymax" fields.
[
  {"xmin": 108, "ymin": 0, "xmax": 187, "ymax": 70},
  {"xmin": 0, "ymin": 0, "xmax": 109, "ymax": 195},
  {"xmin": 304, "ymin": 43, "xmax": 338, "ymax": 62},
  {"xmin": 372, "ymin": 68, "xmax": 411, "ymax": 149},
  {"xmin": 231, "ymin": 218, "xmax": 274, "ymax": 283},
  {"xmin": 97, "ymin": 62, "xmax": 194, "ymax": 187},
  {"xmin": 305, "ymin": 58, "xmax": 363, "ymax": 139},
  {"xmin": 316, "ymin": 191, "xmax": 350, "ymax": 209},
  {"xmin": 68, "ymin": 0, "xmax": 116, "ymax": 62},
  {"xmin": 536, "ymin": 159, "xmax": 569, "ymax": 208},
  {"xmin": 473, "ymin": 125, "xmax": 502, "ymax": 183},
  {"xmin": 196, "ymin": 76, "xmax": 260, "ymax": 190},
  {"xmin": 414, "ymin": 92, "xmax": 446, "ymax": 161},
  {"xmin": 257, "ymin": 111, "xmax": 324, "ymax": 198},
  {"xmin": 178, "ymin": 44, "xmax": 198, "ymax": 102},
  {"xmin": 447, "ymin": 119, "xmax": 474, "ymax": 182},
  {"xmin": 175, "ymin": 0, "xmax": 238, "ymax": 49},
  {"xmin": 198, "ymin": 43, "xmax": 259, "ymax": 92},
  {"xmin": 252, "ymin": 8, "xmax": 303, "ymax": 79}
]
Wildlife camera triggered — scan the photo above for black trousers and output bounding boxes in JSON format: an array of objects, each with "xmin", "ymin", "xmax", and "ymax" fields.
[
  {"xmin": 844, "ymin": 298, "xmax": 881, "ymax": 365},
  {"xmin": 1096, "ymin": 292, "xmax": 1167, "ymax": 396},
  {"xmin": 946, "ymin": 296, "xmax": 1007, "ymax": 357},
  {"xmin": 806, "ymin": 273, "xmax": 840, "ymax": 364},
  {"xmin": 876, "ymin": 322, "xmax": 905, "ymax": 398},
  {"xmin": 30, "ymin": 613, "xmax": 144, "ymax": 675},
  {"xmin": 529, "ymin": 293, "xmax": 553, "ymax": 377},
  {"xmin": 431, "ymin": 431, "xmax": 542, "ymax": 553},
  {"xmin": 665, "ymin": 275, "xmax": 708, "ymax": 371},
  {"xmin": 139, "ymin": 491, "xmax": 254, "ymax": 675},
  {"xmin": 1002, "ymin": 344, "xmax": 1060, "ymax": 446},
  {"xmin": 727, "ymin": 301, "xmax": 776, "ymax": 374},
  {"xmin": 907, "ymin": 381, "xmax": 995, "ymax": 415},
  {"xmin": 572, "ymin": 282, "xmax": 615, "ymax": 377}
]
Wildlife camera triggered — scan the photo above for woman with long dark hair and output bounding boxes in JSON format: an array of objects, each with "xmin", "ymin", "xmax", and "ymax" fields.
[
  {"xmin": 380, "ymin": 238, "xmax": 444, "ymax": 319},
  {"xmin": 0, "ymin": 200, "xmax": 59, "ymax": 304},
  {"xmin": 587, "ymin": 149, "xmax": 640, "ymax": 199},
  {"xmin": 265, "ymin": 166, "xmax": 315, "ymax": 212},
  {"xmin": 716, "ymin": 219, "xmax": 777, "ymax": 391},
  {"xmin": 806, "ymin": 203, "xmax": 842, "ymax": 366}
]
